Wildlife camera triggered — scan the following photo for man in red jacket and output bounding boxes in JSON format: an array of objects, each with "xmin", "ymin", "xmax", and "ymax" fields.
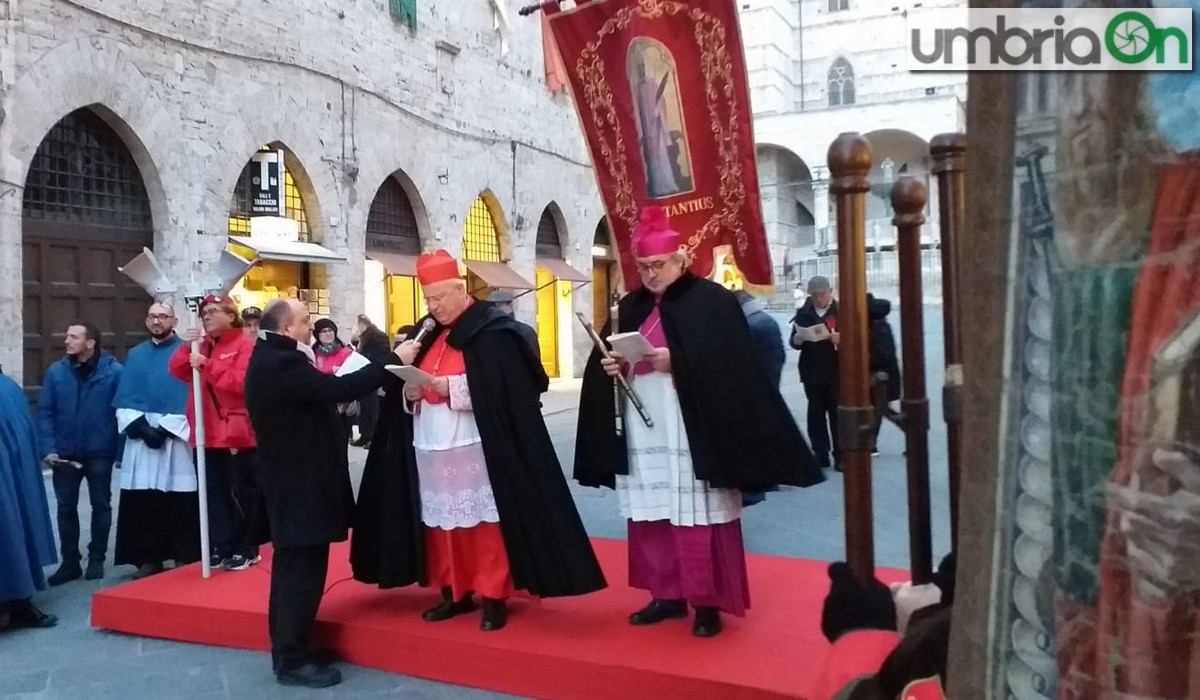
[{"xmin": 169, "ymin": 294, "xmax": 263, "ymax": 571}]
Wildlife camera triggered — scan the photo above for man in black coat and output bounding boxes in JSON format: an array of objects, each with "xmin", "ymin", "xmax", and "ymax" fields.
[
  {"xmin": 245, "ymin": 299, "xmax": 393, "ymax": 689},
  {"xmin": 790, "ymin": 275, "xmax": 842, "ymax": 471},
  {"xmin": 349, "ymin": 314, "xmax": 391, "ymax": 448},
  {"xmin": 350, "ymin": 250, "xmax": 605, "ymax": 631},
  {"xmin": 575, "ymin": 207, "xmax": 823, "ymax": 638},
  {"xmin": 867, "ymin": 293, "xmax": 902, "ymax": 452}
]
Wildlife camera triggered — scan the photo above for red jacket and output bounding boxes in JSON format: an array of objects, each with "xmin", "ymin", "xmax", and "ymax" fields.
[
  {"xmin": 314, "ymin": 344, "xmax": 354, "ymax": 375},
  {"xmin": 168, "ymin": 330, "xmax": 257, "ymax": 450}
]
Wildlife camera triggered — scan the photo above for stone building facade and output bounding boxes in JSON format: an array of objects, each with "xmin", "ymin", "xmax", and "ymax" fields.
[
  {"xmin": 0, "ymin": 0, "xmax": 603, "ymax": 393},
  {"xmin": 738, "ymin": 0, "xmax": 968, "ymax": 298}
]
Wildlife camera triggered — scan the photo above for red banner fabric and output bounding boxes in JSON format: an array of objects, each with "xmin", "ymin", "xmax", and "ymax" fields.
[{"xmin": 544, "ymin": 0, "xmax": 771, "ymax": 288}]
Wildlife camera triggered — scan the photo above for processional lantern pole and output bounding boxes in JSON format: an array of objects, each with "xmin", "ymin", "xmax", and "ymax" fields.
[
  {"xmin": 892, "ymin": 176, "xmax": 934, "ymax": 584},
  {"xmin": 931, "ymin": 133, "xmax": 967, "ymax": 551},
  {"xmin": 828, "ymin": 132, "xmax": 876, "ymax": 584},
  {"xmin": 119, "ymin": 242, "xmax": 255, "ymax": 580}
]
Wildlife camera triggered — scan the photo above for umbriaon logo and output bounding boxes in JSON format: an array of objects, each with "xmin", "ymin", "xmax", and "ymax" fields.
[{"xmin": 907, "ymin": 8, "xmax": 1193, "ymax": 71}]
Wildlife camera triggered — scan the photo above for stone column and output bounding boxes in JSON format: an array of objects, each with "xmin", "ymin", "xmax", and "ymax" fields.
[
  {"xmin": 0, "ymin": 174, "xmax": 22, "ymax": 378},
  {"xmin": 813, "ymin": 178, "xmax": 831, "ymax": 250}
]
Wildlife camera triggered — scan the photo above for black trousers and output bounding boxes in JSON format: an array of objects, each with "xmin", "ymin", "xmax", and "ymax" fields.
[
  {"xmin": 803, "ymin": 381, "xmax": 840, "ymax": 464},
  {"xmin": 356, "ymin": 391, "xmax": 380, "ymax": 442},
  {"xmin": 269, "ymin": 543, "xmax": 330, "ymax": 672},
  {"xmin": 203, "ymin": 449, "xmax": 263, "ymax": 559}
]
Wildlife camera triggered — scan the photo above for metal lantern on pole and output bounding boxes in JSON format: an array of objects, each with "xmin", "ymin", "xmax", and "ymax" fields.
[{"xmin": 118, "ymin": 245, "xmax": 256, "ymax": 579}]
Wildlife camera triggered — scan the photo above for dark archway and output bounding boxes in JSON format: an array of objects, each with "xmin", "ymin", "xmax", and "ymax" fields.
[{"xmin": 22, "ymin": 107, "xmax": 154, "ymax": 398}]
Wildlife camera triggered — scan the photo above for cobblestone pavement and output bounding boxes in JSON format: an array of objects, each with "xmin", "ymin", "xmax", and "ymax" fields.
[{"xmin": 0, "ymin": 309, "xmax": 950, "ymax": 700}]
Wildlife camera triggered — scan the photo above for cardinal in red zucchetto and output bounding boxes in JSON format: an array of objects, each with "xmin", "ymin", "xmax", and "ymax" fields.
[{"xmin": 351, "ymin": 249, "xmax": 606, "ymax": 631}]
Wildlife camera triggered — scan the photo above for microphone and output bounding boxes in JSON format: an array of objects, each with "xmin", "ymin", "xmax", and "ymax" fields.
[{"xmin": 411, "ymin": 318, "xmax": 436, "ymax": 346}]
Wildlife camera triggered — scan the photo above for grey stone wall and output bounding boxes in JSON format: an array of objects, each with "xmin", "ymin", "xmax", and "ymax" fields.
[{"xmin": 0, "ymin": 0, "xmax": 603, "ymax": 378}]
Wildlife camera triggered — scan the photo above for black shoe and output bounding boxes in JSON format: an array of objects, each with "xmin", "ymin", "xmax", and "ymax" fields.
[
  {"xmin": 480, "ymin": 598, "xmax": 508, "ymax": 631},
  {"xmin": 310, "ymin": 648, "xmax": 340, "ymax": 667},
  {"xmin": 422, "ymin": 589, "xmax": 477, "ymax": 622},
  {"xmin": 834, "ymin": 459, "xmax": 844, "ymax": 473},
  {"xmin": 817, "ymin": 455, "xmax": 832, "ymax": 469},
  {"xmin": 7, "ymin": 600, "xmax": 57, "ymax": 629},
  {"xmin": 350, "ymin": 437, "xmax": 371, "ymax": 448},
  {"xmin": 276, "ymin": 663, "xmax": 342, "ymax": 688},
  {"xmin": 47, "ymin": 563, "xmax": 82, "ymax": 586},
  {"xmin": 628, "ymin": 599, "xmax": 688, "ymax": 626},
  {"xmin": 84, "ymin": 561, "xmax": 105, "ymax": 580},
  {"xmin": 692, "ymin": 607, "xmax": 722, "ymax": 637},
  {"xmin": 132, "ymin": 563, "xmax": 164, "ymax": 580}
]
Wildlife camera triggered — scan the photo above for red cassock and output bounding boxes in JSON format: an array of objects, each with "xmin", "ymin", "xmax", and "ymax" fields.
[{"xmin": 416, "ymin": 325, "xmax": 514, "ymax": 601}]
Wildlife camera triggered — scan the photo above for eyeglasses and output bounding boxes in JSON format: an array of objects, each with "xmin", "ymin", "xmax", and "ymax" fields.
[
  {"xmin": 200, "ymin": 308, "xmax": 227, "ymax": 317},
  {"xmin": 636, "ymin": 260, "xmax": 671, "ymax": 274},
  {"xmin": 147, "ymin": 314, "xmax": 174, "ymax": 321}
]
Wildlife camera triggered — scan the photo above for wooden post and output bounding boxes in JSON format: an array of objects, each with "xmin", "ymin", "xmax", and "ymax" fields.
[
  {"xmin": 931, "ymin": 133, "xmax": 966, "ymax": 549},
  {"xmin": 892, "ymin": 176, "xmax": 934, "ymax": 584},
  {"xmin": 828, "ymin": 132, "xmax": 875, "ymax": 583}
]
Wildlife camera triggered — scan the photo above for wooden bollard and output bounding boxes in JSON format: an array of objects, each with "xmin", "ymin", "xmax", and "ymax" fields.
[
  {"xmin": 931, "ymin": 133, "xmax": 966, "ymax": 549},
  {"xmin": 892, "ymin": 176, "xmax": 934, "ymax": 584},
  {"xmin": 828, "ymin": 133, "xmax": 875, "ymax": 583}
]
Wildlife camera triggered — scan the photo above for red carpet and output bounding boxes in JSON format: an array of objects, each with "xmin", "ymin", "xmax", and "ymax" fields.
[{"xmin": 92, "ymin": 538, "xmax": 907, "ymax": 699}]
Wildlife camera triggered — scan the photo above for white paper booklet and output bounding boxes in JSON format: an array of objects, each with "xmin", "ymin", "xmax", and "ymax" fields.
[
  {"xmin": 793, "ymin": 323, "xmax": 832, "ymax": 343},
  {"xmin": 608, "ymin": 332, "xmax": 657, "ymax": 362},
  {"xmin": 335, "ymin": 351, "xmax": 372, "ymax": 376},
  {"xmin": 385, "ymin": 364, "xmax": 435, "ymax": 387}
]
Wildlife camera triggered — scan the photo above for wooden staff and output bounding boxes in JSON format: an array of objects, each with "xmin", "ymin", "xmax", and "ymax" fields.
[
  {"xmin": 892, "ymin": 176, "xmax": 934, "ymax": 584},
  {"xmin": 575, "ymin": 312, "xmax": 654, "ymax": 429},
  {"xmin": 931, "ymin": 133, "xmax": 966, "ymax": 549},
  {"xmin": 829, "ymin": 132, "xmax": 875, "ymax": 583},
  {"xmin": 611, "ymin": 300, "xmax": 624, "ymax": 437}
]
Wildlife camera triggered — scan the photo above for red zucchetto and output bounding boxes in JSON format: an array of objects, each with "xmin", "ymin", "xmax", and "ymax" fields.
[{"xmin": 416, "ymin": 249, "xmax": 461, "ymax": 285}]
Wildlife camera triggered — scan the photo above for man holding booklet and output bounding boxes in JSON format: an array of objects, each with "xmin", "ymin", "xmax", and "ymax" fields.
[
  {"xmin": 574, "ymin": 206, "xmax": 824, "ymax": 638},
  {"xmin": 351, "ymin": 249, "xmax": 605, "ymax": 631}
]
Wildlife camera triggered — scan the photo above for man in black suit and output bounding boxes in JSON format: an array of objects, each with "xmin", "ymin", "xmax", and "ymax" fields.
[{"xmin": 245, "ymin": 299, "xmax": 393, "ymax": 688}]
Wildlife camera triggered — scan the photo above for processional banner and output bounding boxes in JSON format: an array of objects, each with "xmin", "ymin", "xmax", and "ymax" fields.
[{"xmin": 543, "ymin": 0, "xmax": 772, "ymax": 287}]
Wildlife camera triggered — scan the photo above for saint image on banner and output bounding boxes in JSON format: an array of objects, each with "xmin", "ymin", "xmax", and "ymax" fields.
[{"xmin": 627, "ymin": 38, "xmax": 694, "ymax": 199}]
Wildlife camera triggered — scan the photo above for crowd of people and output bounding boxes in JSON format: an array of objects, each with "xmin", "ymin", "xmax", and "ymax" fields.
[{"xmin": 0, "ymin": 206, "xmax": 946, "ymax": 697}]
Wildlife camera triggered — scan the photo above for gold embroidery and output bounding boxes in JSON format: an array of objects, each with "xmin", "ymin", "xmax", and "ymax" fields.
[{"xmin": 572, "ymin": 0, "xmax": 752, "ymax": 260}]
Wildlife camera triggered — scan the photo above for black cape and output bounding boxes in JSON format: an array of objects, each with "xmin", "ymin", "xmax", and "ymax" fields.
[
  {"xmin": 574, "ymin": 274, "xmax": 825, "ymax": 491},
  {"xmin": 350, "ymin": 301, "xmax": 607, "ymax": 598}
]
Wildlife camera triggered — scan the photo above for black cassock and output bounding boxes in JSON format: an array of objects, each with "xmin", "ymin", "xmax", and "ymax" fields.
[
  {"xmin": 574, "ymin": 273, "xmax": 825, "ymax": 491},
  {"xmin": 350, "ymin": 301, "xmax": 607, "ymax": 598}
]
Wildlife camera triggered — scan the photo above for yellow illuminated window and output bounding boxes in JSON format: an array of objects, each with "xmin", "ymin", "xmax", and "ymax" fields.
[
  {"xmin": 227, "ymin": 158, "xmax": 310, "ymax": 241},
  {"xmin": 462, "ymin": 197, "xmax": 501, "ymax": 262}
]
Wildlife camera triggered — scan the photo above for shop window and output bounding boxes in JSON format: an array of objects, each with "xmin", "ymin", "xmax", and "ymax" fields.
[
  {"xmin": 228, "ymin": 158, "xmax": 309, "ymax": 241},
  {"xmin": 366, "ymin": 175, "xmax": 421, "ymax": 254},
  {"xmin": 536, "ymin": 208, "xmax": 563, "ymax": 259},
  {"xmin": 463, "ymin": 197, "xmax": 501, "ymax": 262}
]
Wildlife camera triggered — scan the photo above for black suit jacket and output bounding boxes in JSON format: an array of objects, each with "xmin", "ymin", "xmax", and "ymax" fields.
[{"xmin": 244, "ymin": 332, "xmax": 388, "ymax": 548}]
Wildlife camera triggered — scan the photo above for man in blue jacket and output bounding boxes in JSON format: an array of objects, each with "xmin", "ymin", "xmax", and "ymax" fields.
[{"xmin": 37, "ymin": 321, "xmax": 123, "ymax": 585}]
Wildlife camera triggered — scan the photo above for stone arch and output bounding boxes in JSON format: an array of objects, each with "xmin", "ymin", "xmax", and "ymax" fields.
[
  {"xmin": 227, "ymin": 142, "xmax": 324, "ymax": 243},
  {"xmin": 862, "ymin": 128, "xmax": 932, "ymax": 236},
  {"xmin": 21, "ymin": 106, "xmax": 158, "ymax": 393},
  {"xmin": 5, "ymin": 39, "xmax": 174, "ymax": 239},
  {"xmin": 220, "ymin": 86, "xmax": 334, "ymax": 246},
  {"xmin": 828, "ymin": 56, "xmax": 856, "ymax": 107},
  {"xmin": 462, "ymin": 189, "xmax": 511, "ymax": 262},
  {"xmin": 756, "ymin": 144, "xmax": 817, "ymax": 265},
  {"xmin": 366, "ymin": 168, "xmax": 433, "ymax": 253},
  {"xmin": 536, "ymin": 201, "xmax": 568, "ymax": 258}
]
